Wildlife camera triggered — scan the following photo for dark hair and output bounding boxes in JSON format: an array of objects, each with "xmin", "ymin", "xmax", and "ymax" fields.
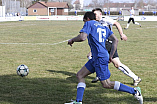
[
  {"xmin": 83, "ymin": 12, "xmax": 96, "ymax": 20},
  {"xmin": 92, "ymin": 8, "xmax": 102, "ymax": 13}
]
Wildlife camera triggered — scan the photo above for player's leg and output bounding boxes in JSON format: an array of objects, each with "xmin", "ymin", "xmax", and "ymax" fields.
[
  {"xmin": 75, "ymin": 65, "xmax": 91, "ymax": 102},
  {"xmin": 112, "ymin": 57, "xmax": 141, "ymax": 86},
  {"xmin": 65, "ymin": 60, "xmax": 93, "ymax": 104},
  {"xmin": 132, "ymin": 18, "xmax": 141, "ymax": 27},
  {"xmin": 98, "ymin": 59, "xmax": 143, "ymax": 104},
  {"xmin": 100, "ymin": 79, "xmax": 143, "ymax": 104},
  {"xmin": 101, "ymin": 79, "xmax": 134, "ymax": 93},
  {"xmin": 125, "ymin": 18, "xmax": 131, "ymax": 29},
  {"xmin": 110, "ymin": 48, "xmax": 141, "ymax": 86},
  {"xmin": 91, "ymin": 41, "xmax": 112, "ymax": 83},
  {"xmin": 131, "ymin": 18, "xmax": 135, "ymax": 24},
  {"xmin": 135, "ymin": 22, "xmax": 141, "ymax": 27}
]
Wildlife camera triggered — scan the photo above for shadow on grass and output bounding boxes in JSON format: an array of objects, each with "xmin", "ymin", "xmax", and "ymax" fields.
[
  {"xmin": 0, "ymin": 71, "xmax": 156, "ymax": 104},
  {"xmin": 47, "ymin": 70, "xmax": 157, "ymax": 104}
]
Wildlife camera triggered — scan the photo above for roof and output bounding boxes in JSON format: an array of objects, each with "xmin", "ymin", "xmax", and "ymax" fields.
[
  {"xmin": 104, "ymin": 3, "xmax": 135, "ymax": 8},
  {"xmin": 73, "ymin": 0, "xmax": 80, "ymax": 4},
  {"xmin": 27, "ymin": 1, "xmax": 69, "ymax": 9}
]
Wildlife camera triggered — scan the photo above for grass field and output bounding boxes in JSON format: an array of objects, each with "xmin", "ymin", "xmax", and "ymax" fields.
[{"xmin": 0, "ymin": 20, "xmax": 156, "ymax": 104}]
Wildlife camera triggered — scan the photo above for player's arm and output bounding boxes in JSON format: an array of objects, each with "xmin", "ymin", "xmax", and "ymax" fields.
[
  {"xmin": 113, "ymin": 21, "xmax": 127, "ymax": 41},
  {"xmin": 131, "ymin": 11, "xmax": 135, "ymax": 16},
  {"xmin": 108, "ymin": 34, "xmax": 118, "ymax": 63},
  {"xmin": 68, "ymin": 32, "xmax": 88, "ymax": 47}
]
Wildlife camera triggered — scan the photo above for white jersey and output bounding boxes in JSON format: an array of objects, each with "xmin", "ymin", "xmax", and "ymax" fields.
[
  {"xmin": 130, "ymin": 9, "xmax": 134, "ymax": 18},
  {"xmin": 99, "ymin": 16, "xmax": 116, "ymax": 42},
  {"xmin": 99, "ymin": 16, "xmax": 116, "ymax": 31}
]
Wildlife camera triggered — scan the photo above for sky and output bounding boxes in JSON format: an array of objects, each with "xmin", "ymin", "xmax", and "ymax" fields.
[{"xmin": 72, "ymin": 0, "xmax": 135, "ymax": 5}]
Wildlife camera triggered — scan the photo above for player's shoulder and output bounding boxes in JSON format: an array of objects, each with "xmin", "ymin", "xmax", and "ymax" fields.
[
  {"xmin": 86, "ymin": 20, "xmax": 101, "ymax": 27},
  {"xmin": 85, "ymin": 20, "xmax": 96, "ymax": 26},
  {"xmin": 102, "ymin": 16, "xmax": 111, "ymax": 19},
  {"xmin": 102, "ymin": 16, "xmax": 113, "ymax": 21},
  {"xmin": 87, "ymin": 20, "xmax": 97, "ymax": 24}
]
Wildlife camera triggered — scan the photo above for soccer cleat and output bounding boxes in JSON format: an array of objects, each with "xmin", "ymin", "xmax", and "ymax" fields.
[
  {"xmin": 91, "ymin": 77, "xmax": 99, "ymax": 83},
  {"xmin": 140, "ymin": 24, "xmax": 142, "ymax": 27},
  {"xmin": 124, "ymin": 27, "xmax": 128, "ymax": 30},
  {"xmin": 134, "ymin": 87, "xmax": 143, "ymax": 104},
  {"xmin": 133, "ymin": 77, "xmax": 142, "ymax": 86},
  {"xmin": 64, "ymin": 101, "xmax": 82, "ymax": 104}
]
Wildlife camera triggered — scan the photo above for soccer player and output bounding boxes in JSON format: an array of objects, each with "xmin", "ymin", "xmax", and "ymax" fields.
[
  {"xmin": 124, "ymin": 7, "xmax": 141, "ymax": 29},
  {"xmin": 90, "ymin": 8, "xmax": 141, "ymax": 86},
  {"xmin": 65, "ymin": 11, "xmax": 143, "ymax": 104}
]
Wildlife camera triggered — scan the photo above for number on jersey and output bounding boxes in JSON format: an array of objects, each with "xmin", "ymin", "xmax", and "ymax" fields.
[{"xmin": 97, "ymin": 28, "xmax": 106, "ymax": 42}]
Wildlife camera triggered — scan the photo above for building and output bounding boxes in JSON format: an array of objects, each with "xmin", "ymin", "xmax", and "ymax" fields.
[
  {"xmin": 72, "ymin": 0, "xmax": 83, "ymax": 11},
  {"xmin": 73, "ymin": 0, "xmax": 80, "ymax": 10},
  {"xmin": 1, "ymin": 0, "xmax": 27, "ymax": 16},
  {"xmin": 27, "ymin": 1, "xmax": 69, "ymax": 16},
  {"xmin": 0, "ymin": 6, "xmax": 5, "ymax": 17},
  {"xmin": 104, "ymin": 3, "xmax": 138, "ymax": 16}
]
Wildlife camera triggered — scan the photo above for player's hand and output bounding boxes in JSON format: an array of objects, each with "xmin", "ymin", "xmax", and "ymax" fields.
[
  {"xmin": 68, "ymin": 39, "xmax": 74, "ymax": 47},
  {"xmin": 109, "ymin": 57, "xmax": 112, "ymax": 63},
  {"xmin": 87, "ymin": 52, "xmax": 92, "ymax": 59},
  {"xmin": 121, "ymin": 34, "xmax": 127, "ymax": 41}
]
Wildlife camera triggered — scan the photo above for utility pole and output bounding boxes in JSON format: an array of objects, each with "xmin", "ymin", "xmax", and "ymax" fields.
[
  {"xmin": 15, "ymin": 0, "xmax": 16, "ymax": 15},
  {"xmin": 1, "ymin": 0, "xmax": 4, "ymax": 17}
]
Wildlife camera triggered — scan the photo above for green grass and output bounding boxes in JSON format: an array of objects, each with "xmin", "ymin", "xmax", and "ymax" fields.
[{"xmin": 0, "ymin": 20, "xmax": 156, "ymax": 104}]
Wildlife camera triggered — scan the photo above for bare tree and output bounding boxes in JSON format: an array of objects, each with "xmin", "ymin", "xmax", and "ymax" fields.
[
  {"xmin": 59, "ymin": 0, "xmax": 73, "ymax": 10},
  {"xmin": 89, "ymin": 0, "xmax": 105, "ymax": 9},
  {"xmin": 88, "ymin": 0, "xmax": 112, "ymax": 11},
  {"xmin": 0, "ymin": 0, "xmax": 2, "ymax": 6},
  {"xmin": 19, "ymin": 0, "xmax": 32, "ymax": 8},
  {"xmin": 135, "ymin": 0, "xmax": 145, "ymax": 8},
  {"xmin": 147, "ymin": 0, "xmax": 157, "ymax": 6},
  {"xmin": 75, "ymin": 3, "xmax": 80, "ymax": 10}
]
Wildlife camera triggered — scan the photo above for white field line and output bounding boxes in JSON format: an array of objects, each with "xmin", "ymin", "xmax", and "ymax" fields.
[
  {"xmin": 0, "ymin": 39, "xmax": 69, "ymax": 45},
  {"xmin": 146, "ymin": 26, "xmax": 157, "ymax": 28}
]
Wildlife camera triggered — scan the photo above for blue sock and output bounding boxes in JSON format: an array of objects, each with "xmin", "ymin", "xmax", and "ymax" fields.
[
  {"xmin": 114, "ymin": 81, "xmax": 136, "ymax": 95},
  {"xmin": 119, "ymin": 83, "xmax": 136, "ymax": 95},
  {"xmin": 76, "ymin": 87, "xmax": 85, "ymax": 102},
  {"xmin": 76, "ymin": 82, "xmax": 86, "ymax": 102}
]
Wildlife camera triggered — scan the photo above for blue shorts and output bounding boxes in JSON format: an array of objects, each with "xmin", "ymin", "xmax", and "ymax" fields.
[{"xmin": 85, "ymin": 58, "xmax": 111, "ymax": 81}]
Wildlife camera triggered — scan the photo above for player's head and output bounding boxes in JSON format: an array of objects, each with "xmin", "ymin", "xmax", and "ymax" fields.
[
  {"xmin": 83, "ymin": 12, "xmax": 96, "ymax": 23},
  {"xmin": 92, "ymin": 8, "xmax": 102, "ymax": 21}
]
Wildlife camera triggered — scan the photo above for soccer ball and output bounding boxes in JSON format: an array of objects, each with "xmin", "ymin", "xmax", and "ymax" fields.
[{"xmin": 17, "ymin": 64, "xmax": 29, "ymax": 77}]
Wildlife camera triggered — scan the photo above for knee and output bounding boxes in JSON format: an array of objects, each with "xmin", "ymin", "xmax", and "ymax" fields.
[
  {"xmin": 113, "ymin": 62, "xmax": 121, "ymax": 68},
  {"xmin": 102, "ymin": 80, "xmax": 114, "ymax": 89},
  {"xmin": 76, "ymin": 72, "xmax": 82, "ymax": 80},
  {"xmin": 102, "ymin": 84, "xmax": 111, "ymax": 89},
  {"xmin": 114, "ymin": 63, "xmax": 119, "ymax": 68},
  {"xmin": 112, "ymin": 59, "xmax": 121, "ymax": 68}
]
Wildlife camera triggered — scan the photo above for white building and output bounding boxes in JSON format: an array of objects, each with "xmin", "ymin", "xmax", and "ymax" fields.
[
  {"xmin": 73, "ymin": 0, "xmax": 84, "ymax": 11},
  {"xmin": 80, "ymin": 0, "xmax": 83, "ymax": 10},
  {"xmin": 0, "ymin": 6, "xmax": 5, "ymax": 17}
]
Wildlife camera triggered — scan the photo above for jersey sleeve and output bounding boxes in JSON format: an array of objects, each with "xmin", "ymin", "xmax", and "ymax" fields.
[
  {"xmin": 80, "ymin": 22, "xmax": 91, "ymax": 35},
  {"xmin": 105, "ymin": 26, "xmax": 113, "ymax": 39},
  {"xmin": 103, "ymin": 17, "xmax": 116, "ymax": 25}
]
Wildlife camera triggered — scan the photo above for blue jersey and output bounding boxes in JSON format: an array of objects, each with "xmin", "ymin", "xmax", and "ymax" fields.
[{"xmin": 80, "ymin": 20, "xmax": 113, "ymax": 60}]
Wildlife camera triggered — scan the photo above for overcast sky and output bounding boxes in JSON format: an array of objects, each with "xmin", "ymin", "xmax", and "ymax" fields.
[{"xmin": 72, "ymin": 0, "xmax": 135, "ymax": 5}]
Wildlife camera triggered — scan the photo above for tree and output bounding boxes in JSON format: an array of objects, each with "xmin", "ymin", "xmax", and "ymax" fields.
[
  {"xmin": 0, "ymin": 0, "xmax": 2, "ymax": 6},
  {"xmin": 19, "ymin": 0, "xmax": 32, "ymax": 8},
  {"xmin": 147, "ymin": 0, "xmax": 157, "ymax": 6},
  {"xmin": 135, "ymin": 0, "xmax": 145, "ymax": 8},
  {"xmin": 48, "ymin": 0, "xmax": 73, "ymax": 10},
  {"xmin": 89, "ymin": 0, "xmax": 105, "ymax": 9},
  {"xmin": 89, "ymin": 0, "xmax": 111, "ymax": 11},
  {"xmin": 32, "ymin": 0, "xmax": 48, "ymax": 4}
]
